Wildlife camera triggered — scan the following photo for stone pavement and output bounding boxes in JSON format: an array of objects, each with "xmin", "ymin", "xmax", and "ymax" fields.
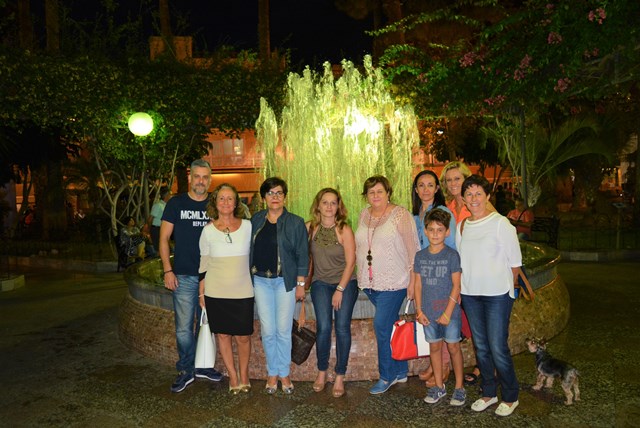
[{"xmin": 0, "ymin": 261, "xmax": 639, "ymax": 427}]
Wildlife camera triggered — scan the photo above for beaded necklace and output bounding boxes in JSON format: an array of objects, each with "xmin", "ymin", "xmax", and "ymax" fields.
[{"xmin": 366, "ymin": 205, "xmax": 389, "ymax": 283}]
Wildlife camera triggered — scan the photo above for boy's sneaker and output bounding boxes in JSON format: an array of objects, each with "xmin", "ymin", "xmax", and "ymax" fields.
[
  {"xmin": 171, "ymin": 371, "xmax": 194, "ymax": 393},
  {"xmin": 195, "ymin": 368, "xmax": 223, "ymax": 381},
  {"xmin": 450, "ymin": 388, "xmax": 467, "ymax": 406},
  {"xmin": 424, "ymin": 386, "xmax": 447, "ymax": 404}
]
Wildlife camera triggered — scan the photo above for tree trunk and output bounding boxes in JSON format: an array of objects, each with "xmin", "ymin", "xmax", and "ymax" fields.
[
  {"xmin": 18, "ymin": 0, "xmax": 34, "ymax": 50},
  {"xmin": 45, "ymin": 0, "xmax": 60, "ymax": 52},
  {"xmin": 382, "ymin": 0, "xmax": 404, "ymax": 45},
  {"xmin": 258, "ymin": 0, "xmax": 271, "ymax": 62},
  {"xmin": 159, "ymin": 0, "xmax": 172, "ymax": 37}
]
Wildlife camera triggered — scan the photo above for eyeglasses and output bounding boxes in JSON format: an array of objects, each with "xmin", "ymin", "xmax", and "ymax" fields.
[
  {"xmin": 223, "ymin": 227, "xmax": 232, "ymax": 244},
  {"xmin": 266, "ymin": 191, "xmax": 285, "ymax": 198}
]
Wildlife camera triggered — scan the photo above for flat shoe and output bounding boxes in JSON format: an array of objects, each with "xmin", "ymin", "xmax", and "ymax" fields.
[
  {"xmin": 471, "ymin": 396, "xmax": 498, "ymax": 412},
  {"xmin": 239, "ymin": 383, "xmax": 251, "ymax": 393},
  {"xmin": 495, "ymin": 400, "xmax": 519, "ymax": 417},
  {"xmin": 229, "ymin": 385, "xmax": 241, "ymax": 395}
]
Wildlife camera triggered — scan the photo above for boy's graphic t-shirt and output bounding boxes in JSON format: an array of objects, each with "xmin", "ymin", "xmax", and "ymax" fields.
[{"xmin": 414, "ymin": 245, "xmax": 462, "ymax": 322}]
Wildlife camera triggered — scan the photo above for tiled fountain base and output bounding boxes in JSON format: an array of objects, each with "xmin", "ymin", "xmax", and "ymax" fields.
[{"xmin": 119, "ymin": 274, "xmax": 569, "ymax": 381}]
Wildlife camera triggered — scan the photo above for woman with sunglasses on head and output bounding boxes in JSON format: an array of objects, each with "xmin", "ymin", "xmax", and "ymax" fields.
[
  {"xmin": 440, "ymin": 160, "xmax": 496, "ymax": 386},
  {"xmin": 250, "ymin": 177, "xmax": 309, "ymax": 395},
  {"xmin": 198, "ymin": 183, "xmax": 254, "ymax": 394},
  {"xmin": 307, "ymin": 188, "xmax": 358, "ymax": 398}
]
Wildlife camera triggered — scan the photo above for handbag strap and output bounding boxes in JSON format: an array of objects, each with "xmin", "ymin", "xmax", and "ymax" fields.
[
  {"xmin": 401, "ymin": 299, "xmax": 414, "ymax": 317},
  {"xmin": 517, "ymin": 267, "xmax": 535, "ymax": 301},
  {"xmin": 297, "ymin": 301, "xmax": 307, "ymax": 330},
  {"xmin": 200, "ymin": 308, "xmax": 208, "ymax": 326}
]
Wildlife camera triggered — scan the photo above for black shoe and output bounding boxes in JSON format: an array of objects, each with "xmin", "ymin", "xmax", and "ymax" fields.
[
  {"xmin": 171, "ymin": 371, "xmax": 195, "ymax": 393},
  {"xmin": 195, "ymin": 368, "xmax": 223, "ymax": 382}
]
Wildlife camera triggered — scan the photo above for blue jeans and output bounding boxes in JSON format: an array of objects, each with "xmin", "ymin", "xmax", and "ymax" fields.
[
  {"xmin": 461, "ymin": 293, "xmax": 519, "ymax": 402},
  {"xmin": 254, "ymin": 276, "xmax": 296, "ymax": 377},
  {"xmin": 173, "ymin": 275, "xmax": 201, "ymax": 373},
  {"xmin": 310, "ymin": 279, "xmax": 358, "ymax": 375},
  {"xmin": 363, "ymin": 288, "xmax": 408, "ymax": 382}
]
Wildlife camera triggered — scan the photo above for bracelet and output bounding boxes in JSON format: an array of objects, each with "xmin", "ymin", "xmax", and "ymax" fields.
[
  {"xmin": 449, "ymin": 296, "xmax": 458, "ymax": 304},
  {"xmin": 163, "ymin": 270, "xmax": 173, "ymax": 275},
  {"xmin": 296, "ymin": 281, "xmax": 306, "ymax": 287},
  {"xmin": 336, "ymin": 285, "xmax": 345, "ymax": 292},
  {"xmin": 199, "ymin": 294, "xmax": 204, "ymax": 297},
  {"xmin": 441, "ymin": 312, "xmax": 450, "ymax": 321}
]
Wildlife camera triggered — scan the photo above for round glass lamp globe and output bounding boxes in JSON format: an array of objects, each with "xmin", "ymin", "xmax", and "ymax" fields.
[{"xmin": 128, "ymin": 112, "xmax": 154, "ymax": 136}]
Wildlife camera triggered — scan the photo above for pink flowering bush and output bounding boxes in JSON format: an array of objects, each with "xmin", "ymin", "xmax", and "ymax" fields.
[
  {"xmin": 554, "ymin": 77, "xmax": 570, "ymax": 92},
  {"xmin": 547, "ymin": 31, "xmax": 563, "ymax": 44},
  {"xmin": 588, "ymin": 7, "xmax": 606, "ymax": 24}
]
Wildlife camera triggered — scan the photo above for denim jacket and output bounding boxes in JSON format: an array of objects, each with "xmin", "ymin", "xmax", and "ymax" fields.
[{"xmin": 250, "ymin": 208, "xmax": 309, "ymax": 292}]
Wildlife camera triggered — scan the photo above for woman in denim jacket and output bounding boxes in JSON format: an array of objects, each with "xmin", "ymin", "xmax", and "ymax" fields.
[{"xmin": 250, "ymin": 177, "xmax": 309, "ymax": 394}]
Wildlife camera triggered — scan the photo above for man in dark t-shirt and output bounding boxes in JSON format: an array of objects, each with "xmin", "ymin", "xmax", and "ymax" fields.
[{"xmin": 160, "ymin": 159, "xmax": 222, "ymax": 393}]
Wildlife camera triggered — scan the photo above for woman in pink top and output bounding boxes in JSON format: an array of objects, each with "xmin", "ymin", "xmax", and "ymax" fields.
[{"xmin": 355, "ymin": 176, "xmax": 420, "ymax": 395}]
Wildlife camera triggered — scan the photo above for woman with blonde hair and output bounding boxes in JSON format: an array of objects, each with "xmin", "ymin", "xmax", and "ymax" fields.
[
  {"xmin": 198, "ymin": 183, "xmax": 254, "ymax": 394},
  {"xmin": 440, "ymin": 161, "xmax": 474, "ymax": 224},
  {"xmin": 307, "ymin": 188, "xmax": 358, "ymax": 398}
]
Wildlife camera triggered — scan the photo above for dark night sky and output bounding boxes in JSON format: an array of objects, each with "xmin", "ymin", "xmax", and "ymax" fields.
[{"xmin": 173, "ymin": 0, "xmax": 373, "ymax": 66}]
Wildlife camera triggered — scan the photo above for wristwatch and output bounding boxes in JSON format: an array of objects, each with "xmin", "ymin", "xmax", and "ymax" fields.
[
  {"xmin": 296, "ymin": 281, "xmax": 306, "ymax": 287},
  {"xmin": 336, "ymin": 285, "xmax": 345, "ymax": 292}
]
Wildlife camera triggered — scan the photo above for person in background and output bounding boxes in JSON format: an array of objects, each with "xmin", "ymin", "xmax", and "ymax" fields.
[
  {"xmin": 411, "ymin": 170, "xmax": 456, "ymax": 387},
  {"xmin": 160, "ymin": 159, "xmax": 223, "ymax": 393},
  {"xmin": 307, "ymin": 188, "xmax": 358, "ymax": 398},
  {"xmin": 456, "ymin": 175, "xmax": 522, "ymax": 417},
  {"xmin": 120, "ymin": 215, "xmax": 146, "ymax": 260},
  {"xmin": 355, "ymin": 175, "xmax": 419, "ymax": 395},
  {"xmin": 198, "ymin": 183, "xmax": 254, "ymax": 394},
  {"xmin": 414, "ymin": 208, "xmax": 465, "ymax": 407},
  {"xmin": 148, "ymin": 187, "xmax": 171, "ymax": 252},
  {"xmin": 507, "ymin": 198, "xmax": 534, "ymax": 240},
  {"xmin": 250, "ymin": 177, "xmax": 309, "ymax": 395}
]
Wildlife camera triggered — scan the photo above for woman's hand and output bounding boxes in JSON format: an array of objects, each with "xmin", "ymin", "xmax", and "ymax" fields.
[
  {"xmin": 199, "ymin": 294, "xmax": 205, "ymax": 309},
  {"xmin": 295, "ymin": 286, "xmax": 306, "ymax": 301},
  {"xmin": 332, "ymin": 290, "xmax": 343, "ymax": 310}
]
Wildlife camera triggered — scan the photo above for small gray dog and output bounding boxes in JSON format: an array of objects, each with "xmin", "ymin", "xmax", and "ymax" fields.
[{"xmin": 525, "ymin": 338, "xmax": 580, "ymax": 405}]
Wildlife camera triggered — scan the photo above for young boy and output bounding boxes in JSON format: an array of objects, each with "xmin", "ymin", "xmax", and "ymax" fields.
[{"xmin": 414, "ymin": 208, "xmax": 465, "ymax": 406}]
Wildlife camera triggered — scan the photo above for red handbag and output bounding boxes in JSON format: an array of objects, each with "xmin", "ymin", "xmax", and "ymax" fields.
[{"xmin": 390, "ymin": 301, "xmax": 430, "ymax": 361}]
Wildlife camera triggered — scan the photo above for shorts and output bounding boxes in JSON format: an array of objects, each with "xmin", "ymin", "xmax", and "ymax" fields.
[{"xmin": 422, "ymin": 313, "xmax": 461, "ymax": 344}]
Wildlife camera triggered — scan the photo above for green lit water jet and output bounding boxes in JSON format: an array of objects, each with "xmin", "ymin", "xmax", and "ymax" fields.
[{"xmin": 256, "ymin": 57, "xmax": 419, "ymax": 220}]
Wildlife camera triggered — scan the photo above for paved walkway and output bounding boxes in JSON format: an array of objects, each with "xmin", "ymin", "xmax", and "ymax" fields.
[{"xmin": 1, "ymin": 261, "xmax": 639, "ymax": 427}]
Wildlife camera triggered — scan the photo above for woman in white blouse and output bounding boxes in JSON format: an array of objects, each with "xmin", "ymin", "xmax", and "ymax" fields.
[
  {"xmin": 355, "ymin": 176, "xmax": 420, "ymax": 395},
  {"xmin": 456, "ymin": 175, "xmax": 522, "ymax": 417},
  {"xmin": 198, "ymin": 184, "xmax": 254, "ymax": 394}
]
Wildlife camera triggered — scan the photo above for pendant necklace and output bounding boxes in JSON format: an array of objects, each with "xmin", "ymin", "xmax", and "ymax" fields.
[{"xmin": 367, "ymin": 206, "xmax": 387, "ymax": 283}]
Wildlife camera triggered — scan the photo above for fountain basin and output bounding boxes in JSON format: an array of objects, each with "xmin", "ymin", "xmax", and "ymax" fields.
[{"xmin": 119, "ymin": 241, "xmax": 568, "ymax": 381}]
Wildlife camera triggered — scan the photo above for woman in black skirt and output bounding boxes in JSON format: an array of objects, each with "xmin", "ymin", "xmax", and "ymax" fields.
[{"xmin": 198, "ymin": 183, "xmax": 254, "ymax": 394}]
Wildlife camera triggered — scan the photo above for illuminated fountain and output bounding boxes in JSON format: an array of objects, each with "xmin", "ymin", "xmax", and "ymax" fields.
[
  {"xmin": 256, "ymin": 57, "xmax": 418, "ymax": 218},
  {"xmin": 119, "ymin": 59, "xmax": 570, "ymax": 381}
]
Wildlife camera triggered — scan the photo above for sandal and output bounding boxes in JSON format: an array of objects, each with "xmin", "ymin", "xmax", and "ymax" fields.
[{"xmin": 464, "ymin": 367, "xmax": 480, "ymax": 386}]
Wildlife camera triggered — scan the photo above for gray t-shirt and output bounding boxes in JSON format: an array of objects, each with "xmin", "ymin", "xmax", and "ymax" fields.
[{"xmin": 414, "ymin": 245, "xmax": 461, "ymax": 322}]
